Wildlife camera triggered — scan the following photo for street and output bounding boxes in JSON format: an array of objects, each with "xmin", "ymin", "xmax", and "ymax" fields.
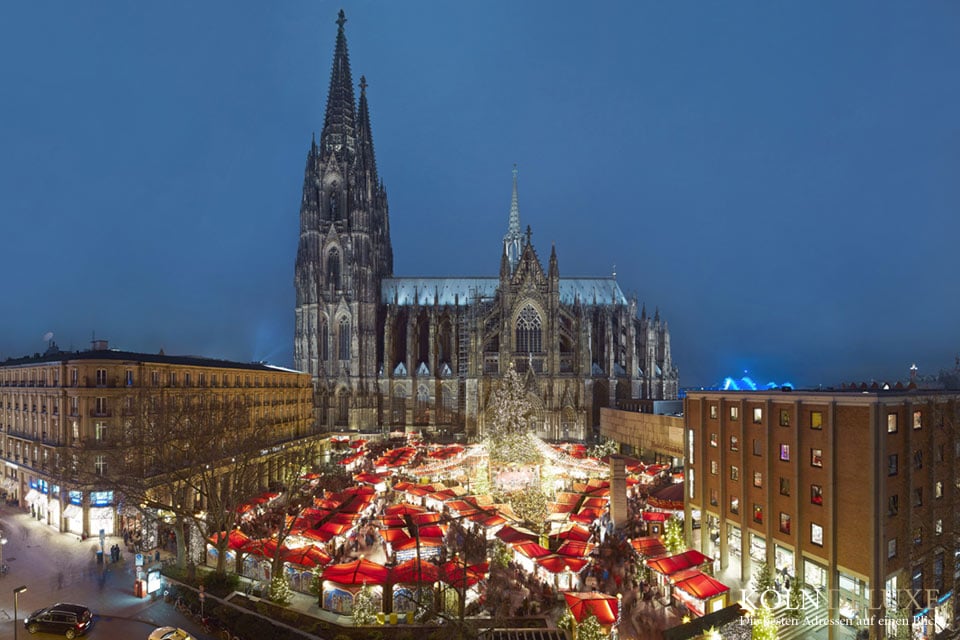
[{"xmin": 0, "ymin": 504, "xmax": 213, "ymax": 640}]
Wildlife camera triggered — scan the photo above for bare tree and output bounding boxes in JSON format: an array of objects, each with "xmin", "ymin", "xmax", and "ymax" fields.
[{"xmin": 69, "ymin": 387, "xmax": 316, "ymax": 574}]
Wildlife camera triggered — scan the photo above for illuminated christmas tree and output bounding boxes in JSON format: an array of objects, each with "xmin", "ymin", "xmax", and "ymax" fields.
[
  {"xmin": 268, "ymin": 573, "xmax": 293, "ymax": 606},
  {"xmin": 662, "ymin": 515, "xmax": 685, "ymax": 554}
]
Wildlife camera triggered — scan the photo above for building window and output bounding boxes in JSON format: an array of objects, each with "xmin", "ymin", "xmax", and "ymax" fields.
[
  {"xmin": 779, "ymin": 512, "xmax": 791, "ymax": 534},
  {"xmin": 811, "ymin": 484, "xmax": 823, "ymax": 505},
  {"xmin": 779, "ymin": 477, "xmax": 790, "ymax": 496},
  {"xmin": 730, "ymin": 496, "xmax": 739, "ymax": 515},
  {"xmin": 810, "ymin": 411, "xmax": 822, "ymax": 430},
  {"xmin": 515, "ymin": 305, "xmax": 543, "ymax": 354},
  {"xmin": 95, "ymin": 422, "xmax": 107, "ymax": 442},
  {"xmin": 888, "ymin": 494, "xmax": 899, "ymax": 516},
  {"xmin": 887, "ymin": 413, "xmax": 898, "ymax": 433},
  {"xmin": 710, "ymin": 460, "xmax": 718, "ymax": 475},
  {"xmin": 888, "ymin": 538, "xmax": 897, "ymax": 559},
  {"xmin": 913, "ymin": 527, "xmax": 923, "ymax": 546},
  {"xmin": 338, "ymin": 317, "xmax": 350, "ymax": 360},
  {"xmin": 753, "ymin": 439, "xmax": 762, "ymax": 456},
  {"xmin": 709, "ymin": 404, "xmax": 718, "ymax": 419},
  {"xmin": 709, "ymin": 432, "xmax": 718, "ymax": 447},
  {"xmin": 94, "ymin": 455, "xmax": 106, "ymax": 476},
  {"xmin": 730, "ymin": 435, "xmax": 739, "ymax": 451},
  {"xmin": 730, "ymin": 406, "xmax": 739, "ymax": 420},
  {"xmin": 913, "ymin": 450, "xmax": 922, "ymax": 470},
  {"xmin": 913, "ymin": 488, "xmax": 923, "ymax": 507},
  {"xmin": 730, "ymin": 466, "xmax": 739, "ymax": 481},
  {"xmin": 327, "ymin": 247, "xmax": 341, "ymax": 289},
  {"xmin": 753, "ymin": 472, "xmax": 762, "ymax": 488},
  {"xmin": 319, "ymin": 319, "xmax": 329, "ymax": 361},
  {"xmin": 888, "ymin": 454, "xmax": 898, "ymax": 476},
  {"xmin": 95, "ymin": 397, "xmax": 108, "ymax": 416},
  {"xmin": 151, "ymin": 371, "xmax": 160, "ymax": 386},
  {"xmin": 935, "ymin": 481, "xmax": 943, "ymax": 499},
  {"xmin": 779, "ymin": 444, "xmax": 790, "ymax": 462},
  {"xmin": 709, "ymin": 489, "xmax": 718, "ymax": 507},
  {"xmin": 125, "ymin": 370, "xmax": 133, "ymax": 386},
  {"xmin": 811, "ymin": 448, "xmax": 823, "ymax": 468},
  {"xmin": 753, "ymin": 504, "xmax": 763, "ymax": 524},
  {"xmin": 936, "ymin": 443, "xmax": 944, "ymax": 463},
  {"xmin": 913, "ymin": 410, "xmax": 922, "ymax": 430},
  {"xmin": 753, "ymin": 408, "xmax": 762, "ymax": 424},
  {"xmin": 936, "ymin": 519, "xmax": 943, "ymax": 536},
  {"xmin": 779, "ymin": 409, "xmax": 790, "ymax": 427},
  {"xmin": 168, "ymin": 372, "xmax": 177, "ymax": 386},
  {"xmin": 811, "ymin": 523, "xmax": 823, "ymax": 546},
  {"xmin": 95, "ymin": 369, "xmax": 107, "ymax": 386}
]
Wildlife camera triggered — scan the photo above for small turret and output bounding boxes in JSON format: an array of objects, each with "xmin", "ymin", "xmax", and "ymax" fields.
[{"xmin": 503, "ymin": 165, "xmax": 523, "ymax": 273}]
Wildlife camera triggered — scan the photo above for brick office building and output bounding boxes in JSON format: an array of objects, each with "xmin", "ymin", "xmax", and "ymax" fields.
[{"xmin": 684, "ymin": 389, "xmax": 960, "ymax": 639}]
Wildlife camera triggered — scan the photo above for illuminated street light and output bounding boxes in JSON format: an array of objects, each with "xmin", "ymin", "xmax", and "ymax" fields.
[{"xmin": 13, "ymin": 584, "xmax": 28, "ymax": 640}]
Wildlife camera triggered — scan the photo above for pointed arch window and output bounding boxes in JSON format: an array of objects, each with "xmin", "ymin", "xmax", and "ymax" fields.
[
  {"xmin": 515, "ymin": 305, "xmax": 542, "ymax": 354},
  {"xmin": 327, "ymin": 248, "xmax": 341, "ymax": 290},
  {"xmin": 338, "ymin": 317, "xmax": 350, "ymax": 360},
  {"xmin": 319, "ymin": 318, "xmax": 329, "ymax": 361}
]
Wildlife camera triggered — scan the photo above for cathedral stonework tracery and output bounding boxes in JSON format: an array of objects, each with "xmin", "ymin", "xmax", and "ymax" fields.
[{"xmin": 294, "ymin": 12, "xmax": 678, "ymax": 438}]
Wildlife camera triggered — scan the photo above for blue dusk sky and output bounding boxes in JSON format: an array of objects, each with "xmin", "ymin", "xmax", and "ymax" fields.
[{"xmin": 1, "ymin": 1, "xmax": 958, "ymax": 388}]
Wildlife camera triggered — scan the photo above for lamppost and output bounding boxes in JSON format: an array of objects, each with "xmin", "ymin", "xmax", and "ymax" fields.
[
  {"xmin": 0, "ymin": 535, "xmax": 7, "ymax": 576},
  {"xmin": 13, "ymin": 584, "xmax": 28, "ymax": 640}
]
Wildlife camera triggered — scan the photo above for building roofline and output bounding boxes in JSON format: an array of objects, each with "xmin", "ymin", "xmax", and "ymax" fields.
[{"xmin": 1, "ymin": 349, "xmax": 308, "ymax": 374}]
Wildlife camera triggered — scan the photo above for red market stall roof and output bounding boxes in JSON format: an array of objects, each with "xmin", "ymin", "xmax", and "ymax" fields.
[
  {"xmin": 384, "ymin": 503, "xmax": 426, "ymax": 516},
  {"xmin": 297, "ymin": 527, "xmax": 337, "ymax": 543},
  {"xmin": 355, "ymin": 471, "xmax": 391, "ymax": 485},
  {"xmin": 393, "ymin": 536, "xmax": 444, "ymax": 552},
  {"xmin": 563, "ymin": 592, "xmax": 619, "ymax": 625},
  {"xmin": 580, "ymin": 496, "xmax": 608, "ymax": 510},
  {"xmin": 445, "ymin": 500, "xmax": 482, "ymax": 516},
  {"xmin": 496, "ymin": 525, "xmax": 540, "ymax": 545},
  {"xmin": 536, "ymin": 554, "xmax": 590, "ymax": 574},
  {"xmin": 281, "ymin": 545, "xmax": 332, "ymax": 568},
  {"xmin": 241, "ymin": 538, "xmax": 279, "ymax": 558},
  {"xmin": 549, "ymin": 524, "xmax": 591, "ymax": 542},
  {"xmin": 392, "ymin": 481, "xmax": 416, "ymax": 493},
  {"xmin": 569, "ymin": 508, "xmax": 603, "ymax": 524},
  {"xmin": 555, "ymin": 492, "xmax": 582, "ymax": 506},
  {"xmin": 672, "ymin": 571, "xmax": 730, "ymax": 600},
  {"xmin": 440, "ymin": 561, "xmax": 489, "ymax": 588},
  {"xmin": 646, "ymin": 550, "xmax": 712, "ymax": 576},
  {"xmin": 391, "ymin": 558, "xmax": 440, "ymax": 584},
  {"xmin": 208, "ymin": 529, "xmax": 250, "ymax": 551},
  {"xmin": 339, "ymin": 452, "xmax": 364, "ymax": 466},
  {"xmin": 322, "ymin": 559, "xmax": 390, "ymax": 586},
  {"xmin": 316, "ymin": 521, "xmax": 354, "ymax": 537},
  {"xmin": 556, "ymin": 540, "xmax": 595, "ymax": 558},
  {"xmin": 641, "ymin": 511, "xmax": 669, "ymax": 522},
  {"xmin": 647, "ymin": 482, "xmax": 684, "ymax": 510},
  {"xmin": 512, "ymin": 541, "xmax": 552, "ymax": 560},
  {"xmin": 630, "ymin": 536, "xmax": 667, "ymax": 557},
  {"xmin": 380, "ymin": 528, "xmax": 412, "ymax": 545}
]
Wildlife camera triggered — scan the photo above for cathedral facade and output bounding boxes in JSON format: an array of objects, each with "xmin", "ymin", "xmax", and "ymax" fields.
[{"xmin": 294, "ymin": 12, "xmax": 678, "ymax": 440}]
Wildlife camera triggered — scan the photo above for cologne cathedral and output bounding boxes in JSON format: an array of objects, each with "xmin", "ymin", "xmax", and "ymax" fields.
[{"xmin": 294, "ymin": 12, "xmax": 678, "ymax": 440}]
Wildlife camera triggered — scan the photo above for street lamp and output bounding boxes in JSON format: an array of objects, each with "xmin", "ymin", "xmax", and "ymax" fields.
[
  {"xmin": 13, "ymin": 585, "xmax": 28, "ymax": 640},
  {"xmin": 0, "ymin": 536, "xmax": 7, "ymax": 576}
]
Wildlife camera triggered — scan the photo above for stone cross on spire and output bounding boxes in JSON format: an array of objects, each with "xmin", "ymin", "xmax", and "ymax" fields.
[{"xmin": 336, "ymin": 9, "xmax": 346, "ymax": 29}]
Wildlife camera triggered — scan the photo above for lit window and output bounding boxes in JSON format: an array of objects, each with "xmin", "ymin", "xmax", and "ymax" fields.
[
  {"xmin": 811, "ymin": 448, "xmax": 823, "ymax": 468},
  {"xmin": 913, "ymin": 527, "xmax": 922, "ymax": 546},
  {"xmin": 779, "ymin": 444, "xmax": 790, "ymax": 462},
  {"xmin": 887, "ymin": 413, "xmax": 898, "ymax": 433},
  {"xmin": 779, "ymin": 409, "xmax": 790, "ymax": 427},
  {"xmin": 710, "ymin": 489, "xmax": 718, "ymax": 506},
  {"xmin": 94, "ymin": 455, "xmax": 107, "ymax": 476},
  {"xmin": 730, "ymin": 466, "xmax": 739, "ymax": 481},
  {"xmin": 888, "ymin": 539, "xmax": 897, "ymax": 559},
  {"xmin": 753, "ymin": 504, "xmax": 763, "ymax": 524},
  {"xmin": 753, "ymin": 408, "xmax": 762, "ymax": 424},
  {"xmin": 936, "ymin": 519, "xmax": 943, "ymax": 536},
  {"xmin": 730, "ymin": 406, "xmax": 739, "ymax": 420},
  {"xmin": 913, "ymin": 410, "xmax": 922, "ymax": 430},
  {"xmin": 779, "ymin": 512, "xmax": 791, "ymax": 534},
  {"xmin": 730, "ymin": 496, "xmax": 739, "ymax": 514},
  {"xmin": 811, "ymin": 523, "xmax": 823, "ymax": 546},
  {"xmin": 811, "ymin": 411, "xmax": 823, "ymax": 430},
  {"xmin": 730, "ymin": 436, "xmax": 739, "ymax": 451},
  {"xmin": 710, "ymin": 460, "xmax": 718, "ymax": 475},
  {"xmin": 709, "ymin": 432, "xmax": 718, "ymax": 447},
  {"xmin": 753, "ymin": 472, "xmax": 762, "ymax": 488},
  {"xmin": 779, "ymin": 477, "xmax": 790, "ymax": 496},
  {"xmin": 710, "ymin": 405, "xmax": 718, "ymax": 419},
  {"xmin": 935, "ymin": 481, "xmax": 943, "ymax": 499},
  {"xmin": 811, "ymin": 484, "xmax": 823, "ymax": 505}
]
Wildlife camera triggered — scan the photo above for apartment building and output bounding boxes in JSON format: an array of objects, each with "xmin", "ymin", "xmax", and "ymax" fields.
[
  {"xmin": 684, "ymin": 390, "xmax": 960, "ymax": 639},
  {"xmin": 0, "ymin": 342, "xmax": 317, "ymax": 538}
]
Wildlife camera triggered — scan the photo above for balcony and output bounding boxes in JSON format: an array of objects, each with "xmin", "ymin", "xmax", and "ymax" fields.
[{"xmin": 90, "ymin": 409, "xmax": 112, "ymax": 418}]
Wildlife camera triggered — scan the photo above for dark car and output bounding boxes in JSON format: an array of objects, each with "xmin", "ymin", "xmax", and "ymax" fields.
[{"xmin": 24, "ymin": 603, "xmax": 93, "ymax": 638}]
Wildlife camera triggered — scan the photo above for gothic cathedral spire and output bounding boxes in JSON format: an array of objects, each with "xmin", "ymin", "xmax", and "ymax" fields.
[
  {"xmin": 503, "ymin": 164, "xmax": 523, "ymax": 274},
  {"xmin": 320, "ymin": 9, "xmax": 357, "ymax": 162}
]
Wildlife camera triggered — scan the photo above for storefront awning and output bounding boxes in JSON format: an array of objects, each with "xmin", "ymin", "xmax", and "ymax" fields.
[{"xmin": 672, "ymin": 571, "xmax": 730, "ymax": 600}]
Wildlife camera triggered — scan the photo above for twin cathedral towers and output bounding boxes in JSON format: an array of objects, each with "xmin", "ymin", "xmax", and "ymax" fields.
[{"xmin": 293, "ymin": 11, "xmax": 678, "ymax": 439}]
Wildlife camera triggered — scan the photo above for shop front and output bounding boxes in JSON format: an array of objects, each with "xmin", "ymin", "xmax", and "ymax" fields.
[{"xmin": 64, "ymin": 491, "xmax": 83, "ymax": 535}]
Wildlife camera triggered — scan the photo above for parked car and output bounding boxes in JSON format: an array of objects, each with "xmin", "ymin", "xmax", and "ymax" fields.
[
  {"xmin": 24, "ymin": 603, "xmax": 93, "ymax": 638},
  {"xmin": 147, "ymin": 627, "xmax": 195, "ymax": 640}
]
